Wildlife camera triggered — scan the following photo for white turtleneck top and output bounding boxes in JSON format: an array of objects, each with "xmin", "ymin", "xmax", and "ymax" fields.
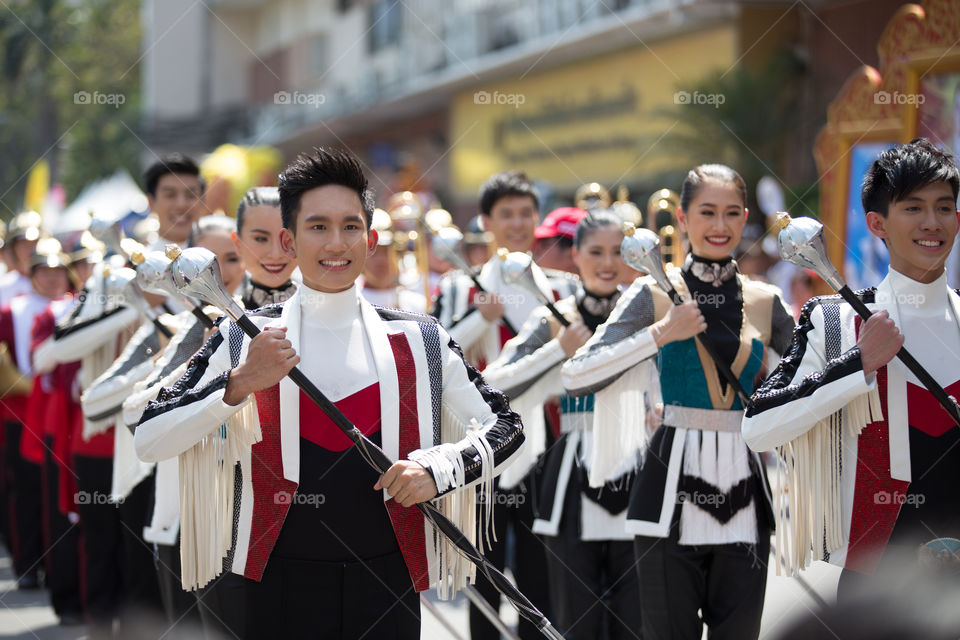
[
  {"xmin": 886, "ymin": 267, "xmax": 960, "ymax": 388},
  {"xmin": 297, "ymin": 283, "xmax": 377, "ymax": 402}
]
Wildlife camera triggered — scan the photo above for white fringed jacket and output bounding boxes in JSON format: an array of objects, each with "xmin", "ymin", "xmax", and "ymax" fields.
[{"xmin": 134, "ymin": 287, "xmax": 524, "ymax": 593}]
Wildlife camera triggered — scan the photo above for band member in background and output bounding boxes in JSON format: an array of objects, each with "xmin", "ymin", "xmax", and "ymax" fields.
[
  {"xmin": 360, "ymin": 208, "xmax": 427, "ymax": 312},
  {"xmin": 143, "ymin": 154, "xmax": 206, "ymax": 249},
  {"xmin": 1, "ymin": 239, "xmax": 72, "ymax": 590},
  {"xmin": 432, "ymin": 169, "xmax": 576, "ymax": 640},
  {"xmin": 743, "ymin": 138, "xmax": 960, "ymax": 601},
  {"xmin": 233, "ymin": 186, "xmax": 298, "ymax": 310},
  {"xmin": 484, "ymin": 211, "xmax": 641, "ymax": 639},
  {"xmin": 141, "ymin": 154, "xmax": 207, "ymax": 314},
  {"xmin": 34, "ymin": 243, "xmax": 156, "ymax": 639},
  {"xmin": 0, "ymin": 211, "xmax": 41, "ymax": 306},
  {"xmin": 29, "ymin": 243, "xmax": 88, "ymax": 625},
  {"xmin": 83, "ymin": 215, "xmax": 244, "ymax": 638},
  {"xmin": 563, "ymin": 165, "xmax": 795, "ymax": 640},
  {"xmin": 531, "ymin": 206, "xmax": 587, "ymax": 274},
  {"xmin": 134, "ymin": 148, "xmax": 524, "ymax": 639},
  {"xmin": 462, "ymin": 214, "xmax": 494, "ymax": 268}
]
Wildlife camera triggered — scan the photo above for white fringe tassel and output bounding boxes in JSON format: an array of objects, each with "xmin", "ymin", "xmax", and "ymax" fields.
[
  {"xmin": 178, "ymin": 398, "xmax": 262, "ymax": 591},
  {"xmin": 774, "ymin": 385, "xmax": 883, "ymax": 575},
  {"xmin": 425, "ymin": 411, "xmax": 497, "ymax": 600},
  {"xmin": 587, "ymin": 360, "xmax": 655, "ymax": 488}
]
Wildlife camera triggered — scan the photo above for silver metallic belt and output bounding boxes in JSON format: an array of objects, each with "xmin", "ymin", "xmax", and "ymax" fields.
[{"xmin": 663, "ymin": 405, "xmax": 744, "ymax": 433}]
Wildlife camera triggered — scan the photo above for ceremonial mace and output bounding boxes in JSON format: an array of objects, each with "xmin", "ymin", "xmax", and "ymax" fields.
[
  {"xmin": 620, "ymin": 223, "xmax": 749, "ymax": 403},
  {"xmin": 165, "ymin": 246, "xmax": 566, "ymax": 640},
  {"xmin": 497, "ymin": 249, "xmax": 571, "ymax": 328},
  {"xmin": 130, "ymin": 250, "xmax": 216, "ymax": 329},
  {"xmin": 103, "ymin": 266, "xmax": 174, "ymax": 339},
  {"xmin": 430, "ymin": 227, "xmax": 519, "ymax": 336},
  {"xmin": 775, "ymin": 213, "xmax": 960, "ymax": 426}
]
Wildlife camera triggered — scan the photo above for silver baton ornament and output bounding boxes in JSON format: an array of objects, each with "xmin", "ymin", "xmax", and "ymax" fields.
[
  {"xmin": 103, "ymin": 265, "xmax": 173, "ymax": 339},
  {"xmin": 620, "ymin": 222, "xmax": 749, "ymax": 404},
  {"xmin": 165, "ymin": 245, "xmax": 565, "ymax": 640},
  {"xmin": 497, "ymin": 249, "xmax": 570, "ymax": 327},
  {"xmin": 775, "ymin": 212, "xmax": 960, "ymax": 426},
  {"xmin": 431, "ymin": 228, "xmax": 518, "ymax": 336},
  {"xmin": 131, "ymin": 250, "xmax": 215, "ymax": 328}
]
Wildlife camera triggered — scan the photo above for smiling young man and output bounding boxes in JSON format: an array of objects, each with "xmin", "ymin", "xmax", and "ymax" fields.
[
  {"xmin": 743, "ymin": 138, "xmax": 960, "ymax": 599},
  {"xmin": 133, "ymin": 148, "xmax": 524, "ymax": 639},
  {"xmin": 144, "ymin": 154, "xmax": 205, "ymax": 248}
]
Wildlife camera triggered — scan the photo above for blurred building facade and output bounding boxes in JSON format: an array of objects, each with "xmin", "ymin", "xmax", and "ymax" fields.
[{"xmin": 142, "ymin": 0, "xmax": 907, "ymax": 219}]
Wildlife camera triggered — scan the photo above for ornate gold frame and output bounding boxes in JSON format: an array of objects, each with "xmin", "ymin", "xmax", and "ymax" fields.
[{"xmin": 814, "ymin": 0, "xmax": 960, "ymax": 278}]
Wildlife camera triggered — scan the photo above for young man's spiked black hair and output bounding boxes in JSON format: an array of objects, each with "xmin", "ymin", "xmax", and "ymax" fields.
[
  {"xmin": 862, "ymin": 138, "xmax": 960, "ymax": 217},
  {"xmin": 278, "ymin": 147, "xmax": 376, "ymax": 233},
  {"xmin": 478, "ymin": 170, "xmax": 539, "ymax": 216},
  {"xmin": 143, "ymin": 153, "xmax": 203, "ymax": 196}
]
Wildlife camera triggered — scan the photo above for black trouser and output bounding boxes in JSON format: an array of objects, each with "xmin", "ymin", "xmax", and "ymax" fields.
[
  {"xmin": 155, "ymin": 539, "xmax": 204, "ymax": 636},
  {"xmin": 244, "ymin": 550, "xmax": 420, "ymax": 639},
  {"xmin": 633, "ymin": 522, "xmax": 769, "ymax": 640},
  {"xmin": 0, "ymin": 438, "xmax": 9, "ymax": 555},
  {"xmin": 43, "ymin": 436, "xmax": 81, "ymax": 617},
  {"xmin": 197, "ymin": 569, "xmax": 247, "ymax": 639},
  {"xmin": 543, "ymin": 485, "xmax": 641, "ymax": 639},
  {"xmin": 4, "ymin": 421, "xmax": 43, "ymax": 579},
  {"xmin": 74, "ymin": 454, "xmax": 165, "ymax": 639},
  {"xmin": 470, "ymin": 475, "xmax": 553, "ymax": 640}
]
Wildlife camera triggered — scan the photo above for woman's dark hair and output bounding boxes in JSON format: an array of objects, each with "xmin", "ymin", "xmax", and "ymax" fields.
[
  {"xmin": 188, "ymin": 215, "xmax": 236, "ymax": 247},
  {"xmin": 862, "ymin": 138, "xmax": 960, "ymax": 217},
  {"xmin": 236, "ymin": 186, "xmax": 280, "ymax": 234},
  {"xmin": 679, "ymin": 164, "xmax": 748, "ymax": 212},
  {"xmin": 143, "ymin": 153, "xmax": 203, "ymax": 196},
  {"xmin": 277, "ymin": 147, "xmax": 375, "ymax": 233},
  {"xmin": 573, "ymin": 210, "xmax": 623, "ymax": 249},
  {"xmin": 479, "ymin": 170, "xmax": 539, "ymax": 216}
]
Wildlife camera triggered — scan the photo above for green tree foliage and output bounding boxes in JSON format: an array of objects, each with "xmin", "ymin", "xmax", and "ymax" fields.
[
  {"xmin": 0, "ymin": 0, "xmax": 141, "ymax": 218},
  {"xmin": 649, "ymin": 50, "xmax": 812, "ymax": 222}
]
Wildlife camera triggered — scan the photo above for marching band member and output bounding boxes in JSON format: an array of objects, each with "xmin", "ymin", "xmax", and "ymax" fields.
[
  {"xmin": 28, "ymin": 240, "xmax": 91, "ymax": 625},
  {"xmin": 233, "ymin": 187, "xmax": 298, "ymax": 310},
  {"xmin": 360, "ymin": 208, "xmax": 427, "ymax": 312},
  {"xmin": 133, "ymin": 148, "xmax": 524, "ymax": 639},
  {"xmin": 1, "ymin": 239, "xmax": 72, "ymax": 590},
  {"xmin": 563, "ymin": 165, "xmax": 795, "ymax": 640},
  {"xmin": 0, "ymin": 211, "xmax": 41, "ymax": 306},
  {"xmin": 531, "ymin": 206, "xmax": 586, "ymax": 274},
  {"xmin": 33, "ymin": 242, "xmax": 155, "ymax": 639},
  {"xmin": 483, "ymin": 210, "xmax": 641, "ymax": 639},
  {"xmin": 743, "ymin": 139, "xmax": 960, "ymax": 599},
  {"xmin": 432, "ymin": 169, "xmax": 576, "ymax": 640}
]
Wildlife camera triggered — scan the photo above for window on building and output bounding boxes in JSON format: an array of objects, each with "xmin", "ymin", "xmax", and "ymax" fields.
[
  {"xmin": 310, "ymin": 35, "xmax": 328, "ymax": 76},
  {"xmin": 369, "ymin": 0, "xmax": 402, "ymax": 52}
]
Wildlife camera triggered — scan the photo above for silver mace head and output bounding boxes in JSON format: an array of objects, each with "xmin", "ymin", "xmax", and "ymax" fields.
[
  {"xmin": 88, "ymin": 215, "xmax": 126, "ymax": 257},
  {"xmin": 621, "ymin": 222, "xmax": 674, "ymax": 295},
  {"xmin": 103, "ymin": 266, "xmax": 155, "ymax": 319},
  {"xmin": 497, "ymin": 248, "xmax": 547, "ymax": 302},
  {"xmin": 774, "ymin": 212, "xmax": 846, "ymax": 291},
  {"xmin": 431, "ymin": 226, "xmax": 471, "ymax": 273},
  {"xmin": 131, "ymin": 249, "xmax": 204, "ymax": 310},
  {"xmin": 166, "ymin": 245, "xmax": 244, "ymax": 323}
]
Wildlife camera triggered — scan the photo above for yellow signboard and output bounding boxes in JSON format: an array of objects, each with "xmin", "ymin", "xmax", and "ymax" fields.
[{"xmin": 450, "ymin": 25, "xmax": 736, "ymax": 198}]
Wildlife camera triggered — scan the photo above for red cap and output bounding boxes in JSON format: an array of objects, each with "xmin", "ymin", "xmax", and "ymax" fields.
[{"xmin": 535, "ymin": 207, "xmax": 587, "ymax": 240}]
